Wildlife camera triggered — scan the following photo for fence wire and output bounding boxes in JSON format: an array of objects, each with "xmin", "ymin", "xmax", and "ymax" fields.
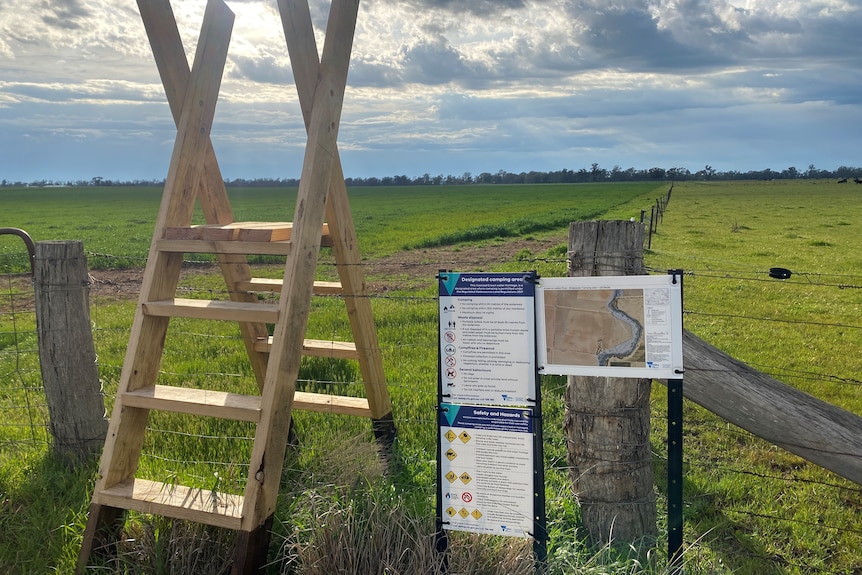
[{"xmin": 2, "ymin": 240, "xmax": 862, "ymax": 572}]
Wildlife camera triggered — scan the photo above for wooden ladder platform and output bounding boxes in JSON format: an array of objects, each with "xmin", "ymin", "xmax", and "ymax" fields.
[
  {"xmin": 79, "ymin": 2, "xmax": 393, "ymax": 573},
  {"xmin": 164, "ymin": 221, "xmax": 330, "ymax": 241},
  {"xmin": 157, "ymin": 222, "xmax": 333, "ymax": 255}
]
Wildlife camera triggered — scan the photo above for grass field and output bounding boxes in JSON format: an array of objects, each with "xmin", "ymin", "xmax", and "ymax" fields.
[
  {"xmin": 0, "ymin": 182, "xmax": 651, "ymax": 269},
  {"xmin": 2, "ymin": 179, "xmax": 862, "ymax": 574}
]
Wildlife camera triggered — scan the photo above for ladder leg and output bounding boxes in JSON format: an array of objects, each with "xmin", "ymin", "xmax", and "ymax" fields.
[
  {"xmin": 231, "ymin": 515, "xmax": 274, "ymax": 575},
  {"xmin": 240, "ymin": 0, "xmax": 362, "ymax": 531},
  {"xmin": 372, "ymin": 413, "xmax": 397, "ymax": 450},
  {"xmin": 76, "ymin": 504, "xmax": 124, "ymax": 573},
  {"xmin": 80, "ymin": 0, "xmax": 236, "ymax": 563},
  {"xmin": 279, "ymin": 0, "xmax": 396, "ymax": 455},
  {"xmin": 139, "ymin": 0, "xmax": 271, "ymax": 389}
]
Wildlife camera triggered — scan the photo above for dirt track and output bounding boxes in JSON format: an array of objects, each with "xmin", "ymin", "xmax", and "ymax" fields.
[{"xmin": 77, "ymin": 235, "xmax": 567, "ymax": 300}]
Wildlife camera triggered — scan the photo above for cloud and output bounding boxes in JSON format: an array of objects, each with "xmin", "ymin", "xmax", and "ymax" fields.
[
  {"xmin": 39, "ymin": 0, "xmax": 92, "ymax": 30},
  {"xmin": 0, "ymin": 0, "xmax": 860, "ymax": 182}
]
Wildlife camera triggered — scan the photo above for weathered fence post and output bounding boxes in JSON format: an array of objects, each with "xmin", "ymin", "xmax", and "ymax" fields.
[
  {"xmin": 564, "ymin": 220, "xmax": 657, "ymax": 546},
  {"xmin": 647, "ymin": 206, "xmax": 655, "ymax": 249},
  {"xmin": 34, "ymin": 241, "xmax": 107, "ymax": 462}
]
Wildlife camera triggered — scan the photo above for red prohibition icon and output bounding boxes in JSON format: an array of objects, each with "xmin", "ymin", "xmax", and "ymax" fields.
[
  {"xmin": 444, "ymin": 331, "xmax": 456, "ymax": 343},
  {"xmin": 462, "ymin": 492, "xmax": 473, "ymax": 503}
]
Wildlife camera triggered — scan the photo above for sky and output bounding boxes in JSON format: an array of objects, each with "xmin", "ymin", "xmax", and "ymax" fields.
[{"xmin": 0, "ymin": 0, "xmax": 860, "ymax": 183}]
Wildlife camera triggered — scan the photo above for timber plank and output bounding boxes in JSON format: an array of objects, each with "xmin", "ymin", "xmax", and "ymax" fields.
[
  {"xmin": 253, "ymin": 336, "xmax": 359, "ymax": 359},
  {"xmin": 96, "ymin": 478, "xmax": 243, "ymax": 530},
  {"xmin": 279, "ymin": 0, "xmax": 392, "ymax": 422},
  {"xmin": 680, "ymin": 330, "xmax": 862, "ymax": 485},
  {"xmin": 92, "ymin": 0, "xmax": 236, "ymax": 500},
  {"xmin": 142, "ymin": 298, "xmax": 279, "ymax": 323},
  {"xmin": 163, "ymin": 222, "xmax": 330, "ymax": 242},
  {"xmin": 293, "ymin": 391, "xmax": 370, "ymax": 417},
  {"xmin": 156, "ymin": 238, "xmax": 295, "ymax": 255},
  {"xmin": 238, "ymin": 278, "xmax": 343, "ymax": 294},
  {"xmin": 240, "ymin": 0, "xmax": 361, "ymax": 532},
  {"xmin": 123, "ymin": 385, "xmax": 262, "ymax": 422}
]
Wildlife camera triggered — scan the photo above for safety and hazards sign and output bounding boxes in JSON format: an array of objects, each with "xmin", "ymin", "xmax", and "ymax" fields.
[{"xmin": 438, "ymin": 403, "xmax": 535, "ymax": 538}]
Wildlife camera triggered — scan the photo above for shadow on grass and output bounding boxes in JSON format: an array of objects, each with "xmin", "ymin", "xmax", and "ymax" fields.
[{"xmin": 0, "ymin": 449, "xmax": 97, "ymax": 574}]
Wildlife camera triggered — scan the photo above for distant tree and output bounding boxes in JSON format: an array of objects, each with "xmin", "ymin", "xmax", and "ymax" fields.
[
  {"xmin": 835, "ymin": 166, "xmax": 862, "ymax": 179},
  {"xmin": 803, "ymin": 164, "xmax": 829, "ymax": 179},
  {"xmin": 666, "ymin": 167, "xmax": 690, "ymax": 180},
  {"xmin": 590, "ymin": 163, "xmax": 607, "ymax": 181},
  {"xmin": 781, "ymin": 166, "xmax": 799, "ymax": 179},
  {"xmin": 648, "ymin": 167, "xmax": 666, "ymax": 180}
]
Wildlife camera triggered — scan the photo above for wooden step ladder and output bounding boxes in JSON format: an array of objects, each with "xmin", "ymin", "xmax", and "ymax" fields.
[{"xmin": 77, "ymin": 1, "xmax": 393, "ymax": 573}]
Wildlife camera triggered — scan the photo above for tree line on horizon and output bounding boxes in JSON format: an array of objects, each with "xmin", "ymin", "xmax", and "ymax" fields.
[{"xmin": 4, "ymin": 163, "xmax": 862, "ymax": 189}]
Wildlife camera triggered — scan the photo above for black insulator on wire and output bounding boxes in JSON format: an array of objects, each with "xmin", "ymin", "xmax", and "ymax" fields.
[{"xmin": 769, "ymin": 267, "xmax": 793, "ymax": 280}]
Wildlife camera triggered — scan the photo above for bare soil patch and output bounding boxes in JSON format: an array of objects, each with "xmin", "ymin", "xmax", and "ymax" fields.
[{"xmin": 1, "ymin": 236, "xmax": 566, "ymax": 308}]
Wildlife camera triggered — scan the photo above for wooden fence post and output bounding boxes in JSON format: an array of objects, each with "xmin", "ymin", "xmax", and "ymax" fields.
[
  {"xmin": 34, "ymin": 241, "xmax": 107, "ymax": 462},
  {"xmin": 564, "ymin": 220, "xmax": 657, "ymax": 546}
]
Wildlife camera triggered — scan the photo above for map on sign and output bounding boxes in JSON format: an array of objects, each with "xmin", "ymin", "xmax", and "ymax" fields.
[
  {"xmin": 543, "ymin": 288, "xmax": 646, "ymax": 367},
  {"xmin": 536, "ymin": 274, "xmax": 683, "ymax": 378}
]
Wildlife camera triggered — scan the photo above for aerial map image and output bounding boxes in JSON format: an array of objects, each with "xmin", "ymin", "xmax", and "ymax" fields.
[{"xmin": 542, "ymin": 288, "xmax": 646, "ymax": 368}]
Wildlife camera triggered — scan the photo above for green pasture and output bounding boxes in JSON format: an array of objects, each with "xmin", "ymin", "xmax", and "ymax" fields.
[
  {"xmin": 2, "ymin": 179, "xmax": 862, "ymax": 573},
  {"xmin": 0, "ymin": 182, "xmax": 652, "ymax": 270},
  {"xmin": 647, "ymin": 180, "xmax": 862, "ymax": 573}
]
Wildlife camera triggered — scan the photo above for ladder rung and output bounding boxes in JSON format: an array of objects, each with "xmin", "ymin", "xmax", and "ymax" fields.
[
  {"xmin": 143, "ymin": 298, "xmax": 278, "ymax": 323},
  {"xmin": 293, "ymin": 391, "xmax": 371, "ymax": 417},
  {"xmin": 253, "ymin": 336, "xmax": 360, "ymax": 360},
  {"xmin": 237, "ymin": 278, "xmax": 343, "ymax": 295},
  {"xmin": 123, "ymin": 385, "xmax": 261, "ymax": 422},
  {"xmin": 96, "ymin": 478, "xmax": 243, "ymax": 530}
]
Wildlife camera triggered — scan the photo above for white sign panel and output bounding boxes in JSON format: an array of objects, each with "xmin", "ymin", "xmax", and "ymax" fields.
[
  {"xmin": 438, "ymin": 403, "xmax": 535, "ymax": 538},
  {"xmin": 438, "ymin": 272, "xmax": 537, "ymax": 405},
  {"xmin": 536, "ymin": 274, "xmax": 683, "ymax": 378}
]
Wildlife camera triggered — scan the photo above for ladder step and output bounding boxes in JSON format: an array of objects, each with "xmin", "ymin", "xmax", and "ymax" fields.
[
  {"xmin": 123, "ymin": 385, "xmax": 261, "ymax": 421},
  {"xmin": 237, "ymin": 278, "xmax": 343, "ymax": 295},
  {"xmin": 293, "ymin": 391, "xmax": 371, "ymax": 417},
  {"xmin": 95, "ymin": 478, "xmax": 243, "ymax": 530},
  {"xmin": 143, "ymin": 298, "xmax": 279, "ymax": 323},
  {"xmin": 123, "ymin": 385, "xmax": 369, "ymax": 418},
  {"xmin": 253, "ymin": 336, "xmax": 360, "ymax": 360}
]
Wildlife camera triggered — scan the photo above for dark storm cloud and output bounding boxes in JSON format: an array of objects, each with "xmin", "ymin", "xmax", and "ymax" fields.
[
  {"xmin": 577, "ymin": 7, "xmax": 733, "ymax": 70},
  {"xmin": 40, "ymin": 0, "xmax": 92, "ymax": 30},
  {"xmin": 400, "ymin": 39, "xmax": 486, "ymax": 85},
  {"xmin": 563, "ymin": 0, "xmax": 862, "ymax": 72}
]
